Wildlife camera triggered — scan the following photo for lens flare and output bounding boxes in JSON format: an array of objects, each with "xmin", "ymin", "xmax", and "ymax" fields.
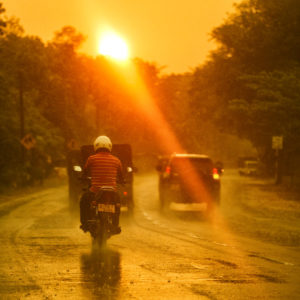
[
  {"xmin": 99, "ymin": 31, "xmax": 129, "ymax": 60},
  {"xmin": 108, "ymin": 59, "xmax": 264, "ymax": 285}
]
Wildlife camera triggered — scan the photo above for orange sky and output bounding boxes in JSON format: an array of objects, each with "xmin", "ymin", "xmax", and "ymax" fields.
[{"xmin": 5, "ymin": 0, "xmax": 239, "ymax": 74}]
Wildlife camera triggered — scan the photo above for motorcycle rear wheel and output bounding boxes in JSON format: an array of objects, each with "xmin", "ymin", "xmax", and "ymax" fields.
[{"xmin": 93, "ymin": 221, "xmax": 107, "ymax": 248}]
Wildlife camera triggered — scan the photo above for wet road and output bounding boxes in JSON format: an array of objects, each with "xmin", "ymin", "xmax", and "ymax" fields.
[{"xmin": 0, "ymin": 171, "xmax": 299, "ymax": 299}]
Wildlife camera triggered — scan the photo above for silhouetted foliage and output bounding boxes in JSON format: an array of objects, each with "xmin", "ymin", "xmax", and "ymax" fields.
[
  {"xmin": 0, "ymin": 2, "xmax": 6, "ymax": 35},
  {"xmin": 0, "ymin": 2, "xmax": 166, "ymax": 187},
  {"xmin": 190, "ymin": 0, "xmax": 300, "ymax": 173},
  {"xmin": 2, "ymin": 0, "xmax": 297, "ymax": 187}
]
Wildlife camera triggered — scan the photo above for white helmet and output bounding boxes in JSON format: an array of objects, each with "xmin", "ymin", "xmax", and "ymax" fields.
[{"xmin": 93, "ymin": 135, "xmax": 112, "ymax": 152}]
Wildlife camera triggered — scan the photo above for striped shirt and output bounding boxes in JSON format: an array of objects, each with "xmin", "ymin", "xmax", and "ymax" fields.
[{"xmin": 84, "ymin": 152, "xmax": 123, "ymax": 193}]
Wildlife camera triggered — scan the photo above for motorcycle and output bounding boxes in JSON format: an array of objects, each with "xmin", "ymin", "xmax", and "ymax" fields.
[
  {"xmin": 87, "ymin": 186, "xmax": 121, "ymax": 247},
  {"xmin": 73, "ymin": 165, "xmax": 121, "ymax": 247}
]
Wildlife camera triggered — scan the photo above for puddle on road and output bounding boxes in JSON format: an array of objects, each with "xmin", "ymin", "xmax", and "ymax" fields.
[
  {"xmin": 80, "ymin": 248, "xmax": 121, "ymax": 299},
  {"xmin": 205, "ymin": 258, "xmax": 238, "ymax": 269},
  {"xmin": 214, "ymin": 279, "xmax": 252, "ymax": 284},
  {"xmin": 250, "ymin": 273, "xmax": 286, "ymax": 283},
  {"xmin": 140, "ymin": 262, "xmax": 209, "ymax": 274},
  {"xmin": 248, "ymin": 253, "xmax": 288, "ymax": 265}
]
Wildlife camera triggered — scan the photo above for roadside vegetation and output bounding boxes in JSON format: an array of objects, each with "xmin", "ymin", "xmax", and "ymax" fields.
[
  {"xmin": 225, "ymin": 175, "xmax": 300, "ymax": 246},
  {"xmin": 0, "ymin": 0, "xmax": 299, "ymax": 189}
]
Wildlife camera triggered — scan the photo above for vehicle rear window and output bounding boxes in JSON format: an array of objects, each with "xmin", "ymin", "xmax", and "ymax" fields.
[{"xmin": 170, "ymin": 157, "xmax": 213, "ymax": 175}]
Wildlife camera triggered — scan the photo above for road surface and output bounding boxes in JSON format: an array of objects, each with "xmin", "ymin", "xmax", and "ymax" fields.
[{"xmin": 0, "ymin": 170, "xmax": 299, "ymax": 299}]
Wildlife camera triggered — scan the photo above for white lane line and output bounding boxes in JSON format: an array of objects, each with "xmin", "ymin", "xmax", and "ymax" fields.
[
  {"xmin": 142, "ymin": 211, "xmax": 152, "ymax": 220},
  {"xmin": 284, "ymin": 262, "xmax": 294, "ymax": 266},
  {"xmin": 213, "ymin": 241, "xmax": 228, "ymax": 247},
  {"xmin": 188, "ymin": 233, "xmax": 236, "ymax": 249},
  {"xmin": 191, "ymin": 263, "xmax": 207, "ymax": 270},
  {"xmin": 188, "ymin": 233, "xmax": 201, "ymax": 239},
  {"xmin": 141, "ymin": 211, "xmax": 168, "ymax": 229}
]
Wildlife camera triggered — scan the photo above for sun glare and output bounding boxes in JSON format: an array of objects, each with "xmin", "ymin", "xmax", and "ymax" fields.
[{"xmin": 98, "ymin": 32, "xmax": 129, "ymax": 60}]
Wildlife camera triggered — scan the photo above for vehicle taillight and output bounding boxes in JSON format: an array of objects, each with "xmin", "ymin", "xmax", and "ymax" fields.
[
  {"xmin": 165, "ymin": 166, "xmax": 171, "ymax": 174},
  {"xmin": 212, "ymin": 168, "xmax": 220, "ymax": 180}
]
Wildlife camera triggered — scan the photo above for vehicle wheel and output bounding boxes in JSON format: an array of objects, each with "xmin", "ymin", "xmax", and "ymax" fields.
[
  {"xmin": 127, "ymin": 193, "xmax": 134, "ymax": 215},
  {"xmin": 159, "ymin": 186, "xmax": 168, "ymax": 211},
  {"xmin": 94, "ymin": 222, "xmax": 106, "ymax": 248},
  {"xmin": 206, "ymin": 191, "xmax": 219, "ymax": 216}
]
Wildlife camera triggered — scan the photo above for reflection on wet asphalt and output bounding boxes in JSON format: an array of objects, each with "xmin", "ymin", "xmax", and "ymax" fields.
[
  {"xmin": 80, "ymin": 248, "xmax": 121, "ymax": 299},
  {"xmin": 0, "ymin": 173, "xmax": 299, "ymax": 299}
]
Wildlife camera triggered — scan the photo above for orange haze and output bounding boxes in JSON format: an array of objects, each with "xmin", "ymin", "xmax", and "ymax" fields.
[{"xmin": 5, "ymin": 0, "xmax": 239, "ymax": 73}]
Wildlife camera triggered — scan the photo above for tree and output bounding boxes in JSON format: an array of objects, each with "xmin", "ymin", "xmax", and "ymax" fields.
[
  {"xmin": 0, "ymin": 4, "xmax": 65, "ymax": 187},
  {"xmin": 190, "ymin": 0, "xmax": 300, "ymax": 173},
  {"xmin": 52, "ymin": 26, "xmax": 86, "ymax": 51},
  {"xmin": 211, "ymin": 0, "xmax": 300, "ymax": 72},
  {"xmin": 230, "ymin": 69, "xmax": 300, "ymax": 147},
  {"xmin": 0, "ymin": 2, "xmax": 6, "ymax": 36}
]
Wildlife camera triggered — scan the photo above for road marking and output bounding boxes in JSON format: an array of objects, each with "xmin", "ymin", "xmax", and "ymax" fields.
[
  {"xmin": 213, "ymin": 241, "xmax": 228, "ymax": 247},
  {"xmin": 191, "ymin": 263, "xmax": 207, "ymax": 270},
  {"xmin": 142, "ymin": 211, "xmax": 169, "ymax": 229},
  {"xmin": 284, "ymin": 262, "xmax": 294, "ymax": 266},
  {"xmin": 188, "ymin": 233, "xmax": 238, "ymax": 249},
  {"xmin": 248, "ymin": 253, "xmax": 295, "ymax": 266},
  {"xmin": 142, "ymin": 212, "xmax": 152, "ymax": 220},
  {"xmin": 188, "ymin": 233, "xmax": 201, "ymax": 239}
]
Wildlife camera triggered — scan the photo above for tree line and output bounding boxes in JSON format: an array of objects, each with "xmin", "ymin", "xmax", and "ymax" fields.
[
  {"xmin": 190, "ymin": 0, "xmax": 300, "ymax": 177},
  {"xmin": 0, "ymin": 0, "xmax": 299, "ymax": 188}
]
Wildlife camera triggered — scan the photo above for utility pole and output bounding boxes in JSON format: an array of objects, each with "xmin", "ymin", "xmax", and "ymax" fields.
[{"xmin": 19, "ymin": 72, "xmax": 25, "ymax": 163}]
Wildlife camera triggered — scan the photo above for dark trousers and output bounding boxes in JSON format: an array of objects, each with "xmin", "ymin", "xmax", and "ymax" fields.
[{"xmin": 80, "ymin": 191, "xmax": 120, "ymax": 227}]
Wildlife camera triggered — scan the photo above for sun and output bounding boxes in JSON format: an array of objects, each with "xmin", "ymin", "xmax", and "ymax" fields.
[{"xmin": 98, "ymin": 31, "xmax": 129, "ymax": 61}]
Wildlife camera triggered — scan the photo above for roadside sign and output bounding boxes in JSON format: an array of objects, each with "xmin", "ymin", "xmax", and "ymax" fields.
[
  {"xmin": 272, "ymin": 136, "xmax": 283, "ymax": 150},
  {"xmin": 20, "ymin": 133, "xmax": 36, "ymax": 150}
]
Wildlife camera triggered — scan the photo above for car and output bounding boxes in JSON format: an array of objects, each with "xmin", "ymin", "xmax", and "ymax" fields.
[
  {"xmin": 156, "ymin": 153, "xmax": 222, "ymax": 211},
  {"xmin": 238, "ymin": 157, "xmax": 258, "ymax": 176},
  {"xmin": 67, "ymin": 144, "xmax": 136, "ymax": 213}
]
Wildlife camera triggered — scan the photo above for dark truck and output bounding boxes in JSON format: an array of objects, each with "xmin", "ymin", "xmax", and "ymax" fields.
[{"xmin": 67, "ymin": 144, "xmax": 136, "ymax": 213}]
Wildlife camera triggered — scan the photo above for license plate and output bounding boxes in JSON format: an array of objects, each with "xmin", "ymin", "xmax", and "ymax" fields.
[{"xmin": 98, "ymin": 204, "xmax": 116, "ymax": 213}]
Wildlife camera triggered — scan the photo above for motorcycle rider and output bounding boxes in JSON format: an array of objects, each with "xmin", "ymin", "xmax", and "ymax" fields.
[{"xmin": 80, "ymin": 135, "xmax": 124, "ymax": 233}]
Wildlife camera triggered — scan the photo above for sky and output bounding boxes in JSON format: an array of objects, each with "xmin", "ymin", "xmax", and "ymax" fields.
[{"xmin": 4, "ymin": 0, "xmax": 239, "ymax": 74}]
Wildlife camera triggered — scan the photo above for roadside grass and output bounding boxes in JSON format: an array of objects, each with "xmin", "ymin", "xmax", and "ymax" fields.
[
  {"xmin": 0, "ymin": 174, "xmax": 68, "ymax": 218},
  {"xmin": 242, "ymin": 179, "xmax": 300, "ymax": 218},
  {"xmin": 238, "ymin": 177, "xmax": 300, "ymax": 246},
  {"xmin": 0, "ymin": 175, "xmax": 67, "ymax": 204}
]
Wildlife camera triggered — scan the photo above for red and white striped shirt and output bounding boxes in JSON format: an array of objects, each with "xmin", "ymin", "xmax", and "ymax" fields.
[{"xmin": 84, "ymin": 152, "xmax": 123, "ymax": 193}]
